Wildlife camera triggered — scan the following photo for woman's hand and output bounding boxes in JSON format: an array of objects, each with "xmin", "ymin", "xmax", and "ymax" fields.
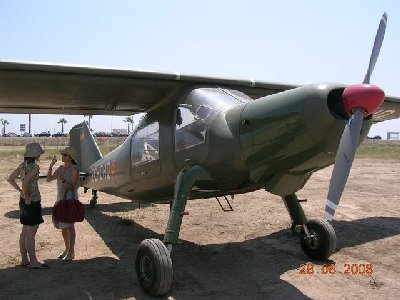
[
  {"xmin": 23, "ymin": 194, "xmax": 32, "ymax": 205},
  {"xmin": 49, "ymin": 156, "xmax": 57, "ymax": 169}
]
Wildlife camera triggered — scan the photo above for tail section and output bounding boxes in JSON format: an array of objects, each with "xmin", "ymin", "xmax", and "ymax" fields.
[{"xmin": 69, "ymin": 122, "xmax": 102, "ymax": 173}]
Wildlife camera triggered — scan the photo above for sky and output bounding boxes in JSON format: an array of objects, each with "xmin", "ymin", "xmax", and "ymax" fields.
[{"xmin": 0, "ymin": 0, "xmax": 399, "ymax": 138}]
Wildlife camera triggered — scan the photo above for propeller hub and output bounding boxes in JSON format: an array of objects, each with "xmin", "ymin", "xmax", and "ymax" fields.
[{"xmin": 342, "ymin": 84, "xmax": 385, "ymax": 117}]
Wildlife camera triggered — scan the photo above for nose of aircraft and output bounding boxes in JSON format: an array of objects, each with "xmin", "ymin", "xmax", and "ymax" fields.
[{"xmin": 342, "ymin": 84, "xmax": 385, "ymax": 117}]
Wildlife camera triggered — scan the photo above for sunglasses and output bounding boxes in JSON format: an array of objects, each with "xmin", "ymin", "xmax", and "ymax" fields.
[{"xmin": 62, "ymin": 153, "xmax": 70, "ymax": 157}]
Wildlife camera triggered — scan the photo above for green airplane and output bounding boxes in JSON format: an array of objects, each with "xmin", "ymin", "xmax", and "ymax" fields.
[{"xmin": 0, "ymin": 12, "xmax": 399, "ymax": 296}]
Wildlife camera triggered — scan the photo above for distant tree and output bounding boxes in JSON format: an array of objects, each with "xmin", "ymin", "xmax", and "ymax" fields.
[
  {"xmin": 84, "ymin": 115, "xmax": 93, "ymax": 130},
  {"xmin": 124, "ymin": 116, "xmax": 134, "ymax": 134},
  {"xmin": 57, "ymin": 118, "xmax": 68, "ymax": 133},
  {"xmin": 1, "ymin": 119, "xmax": 9, "ymax": 136}
]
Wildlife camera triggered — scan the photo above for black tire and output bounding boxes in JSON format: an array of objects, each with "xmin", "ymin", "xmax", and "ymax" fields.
[
  {"xmin": 135, "ymin": 239, "xmax": 173, "ymax": 296},
  {"xmin": 300, "ymin": 218, "xmax": 336, "ymax": 260}
]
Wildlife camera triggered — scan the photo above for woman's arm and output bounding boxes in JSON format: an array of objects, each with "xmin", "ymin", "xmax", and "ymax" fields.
[
  {"xmin": 7, "ymin": 167, "xmax": 22, "ymax": 195},
  {"xmin": 21, "ymin": 165, "xmax": 40, "ymax": 204},
  {"xmin": 47, "ymin": 166, "xmax": 60, "ymax": 182},
  {"xmin": 46, "ymin": 156, "xmax": 59, "ymax": 182}
]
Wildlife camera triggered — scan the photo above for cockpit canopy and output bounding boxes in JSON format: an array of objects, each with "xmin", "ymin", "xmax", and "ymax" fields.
[{"xmin": 175, "ymin": 87, "xmax": 251, "ymax": 151}]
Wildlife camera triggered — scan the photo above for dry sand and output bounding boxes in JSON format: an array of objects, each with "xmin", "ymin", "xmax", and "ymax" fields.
[{"xmin": 0, "ymin": 156, "xmax": 399, "ymax": 299}]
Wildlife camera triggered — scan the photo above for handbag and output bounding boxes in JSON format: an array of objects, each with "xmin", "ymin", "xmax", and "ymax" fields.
[{"xmin": 53, "ymin": 191, "xmax": 85, "ymax": 223}]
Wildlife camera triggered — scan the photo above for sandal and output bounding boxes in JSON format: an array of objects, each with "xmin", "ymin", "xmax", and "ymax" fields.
[
  {"xmin": 57, "ymin": 251, "xmax": 68, "ymax": 259},
  {"xmin": 16, "ymin": 263, "xmax": 30, "ymax": 268},
  {"xmin": 62, "ymin": 254, "xmax": 75, "ymax": 261},
  {"xmin": 29, "ymin": 263, "xmax": 49, "ymax": 269}
]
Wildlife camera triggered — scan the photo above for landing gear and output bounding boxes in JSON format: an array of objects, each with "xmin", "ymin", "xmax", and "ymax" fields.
[
  {"xmin": 135, "ymin": 165, "xmax": 211, "ymax": 296},
  {"xmin": 283, "ymin": 194, "xmax": 336, "ymax": 260},
  {"xmin": 90, "ymin": 190, "xmax": 98, "ymax": 208},
  {"xmin": 300, "ymin": 218, "xmax": 337, "ymax": 260},
  {"xmin": 135, "ymin": 239, "xmax": 172, "ymax": 296}
]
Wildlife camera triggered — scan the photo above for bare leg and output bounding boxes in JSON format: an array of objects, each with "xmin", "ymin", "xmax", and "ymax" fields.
[
  {"xmin": 61, "ymin": 228, "xmax": 70, "ymax": 254},
  {"xmin": 26, "ymin": 225, "xmax": 43, "ymax": 267},
  {"xmin": 63, "ymin": 225, "xmax": 76, "ymax": 260},
  {"xmin": 19, "ymin": 225, "xmax": 29, "ymax": 265}
]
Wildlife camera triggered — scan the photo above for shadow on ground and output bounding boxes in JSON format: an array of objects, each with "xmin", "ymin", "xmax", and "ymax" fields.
[{"xmin": 2, "ymin": 201, "xmax": 400, "ymax": 299}]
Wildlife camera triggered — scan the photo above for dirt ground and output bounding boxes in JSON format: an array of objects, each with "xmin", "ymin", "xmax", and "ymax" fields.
[{"xmin": 0, "ymin": 156, "xmax": 399, "ymax": 300}]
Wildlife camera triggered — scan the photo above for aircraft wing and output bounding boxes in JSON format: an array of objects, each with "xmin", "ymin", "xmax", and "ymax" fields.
[
  {"xmin": 373, "ymin": 96, "xmax": 400, "ymax": 122},
  {"xmin": 1, "ymin": 60, "xmax": 399, "ymax": 121},
  {"xmin": 0, "ymin": 60, "xmax": 296, "ymax": 115}
]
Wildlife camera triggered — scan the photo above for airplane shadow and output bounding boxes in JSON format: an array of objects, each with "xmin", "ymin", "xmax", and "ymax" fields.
[
  {"xmin": 2, "ymin": 201, "xmax": 399, "ymax": 299},
  {"xmin": 3, "ymin": 200, "xmax": 144, "ymax": 220}
]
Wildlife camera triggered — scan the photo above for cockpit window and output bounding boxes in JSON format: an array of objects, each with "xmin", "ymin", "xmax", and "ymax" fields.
[
  {"xmin": 132, "ymin": 121, "xmax": 159, "ymax": 165},
  {"xmin": 196, "ymin": 105, "xmax": 213, "ymax": 120},
  {"xmin": 175, "ymin": 107, "xmax": 207, "ymax": 151},
  {"xmin": 175, "ymin": 87, "xmax": 248, "ymax": 152}
]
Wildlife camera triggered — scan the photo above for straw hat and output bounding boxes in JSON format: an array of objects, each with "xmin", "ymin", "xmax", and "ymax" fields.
[
  {"xmin": 60, "ymin": 146, "xmax": 77, "ymax": 160},
  {"xmin": 24, "ymin": 143, "xmax": 45, "ymax": 158}
]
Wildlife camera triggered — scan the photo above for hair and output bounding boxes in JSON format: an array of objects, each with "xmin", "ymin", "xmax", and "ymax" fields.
[
  {"xmin": 71, "ymin": 158, "xmax": 77, "ymax": 166},
  {"xmin": 24, "ymin": 157, "xmax": 37, "ymax": 164}
]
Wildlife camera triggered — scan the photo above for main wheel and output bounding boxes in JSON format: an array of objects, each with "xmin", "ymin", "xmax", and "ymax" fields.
[
  {"xmin": 89, "ymin": 198, "xmax": 97, "ymax": 208},
  {"xmin": 135, "ymin": 239, "xmax": 173, "ymax": 296},
  {"xmin": 300, "ymin": 218, "xmax": 337, "ymax": 259}
]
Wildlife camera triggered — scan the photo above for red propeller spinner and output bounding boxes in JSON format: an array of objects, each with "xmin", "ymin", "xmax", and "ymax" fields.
[{"xmin": 342, "ymin": 84, "xmax": 385, "ymax": 117}]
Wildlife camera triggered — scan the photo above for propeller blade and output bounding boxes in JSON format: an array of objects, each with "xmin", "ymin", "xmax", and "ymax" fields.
[
  {"xmin": 363, "ymin": 12, "xmax": 388, "ymax": 84},
  {"xmin": 325, "ymin": 109, "xmax": 364, "ymax": 221},
  {"xmin": 324, "ymin": 12, "xmax": 388, "ymax": 221}
]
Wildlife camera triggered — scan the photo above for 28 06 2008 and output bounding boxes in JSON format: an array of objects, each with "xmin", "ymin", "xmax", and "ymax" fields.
[{"xmin": 298, "ymin": 263, "xmax": 374, "ymax": 275}]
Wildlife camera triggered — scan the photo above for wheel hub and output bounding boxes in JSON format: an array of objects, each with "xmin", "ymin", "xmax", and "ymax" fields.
[
  {"xmin": 140, "ymin": 255, "xmax": 153, "ymax": 282},
  {"xmin": 305, "ymin": 231, "xmax": 320, "ymax": 250}
]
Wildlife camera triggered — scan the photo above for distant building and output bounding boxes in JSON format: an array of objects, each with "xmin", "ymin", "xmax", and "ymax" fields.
[{"xmin": 112, "ymin": 128, "xmax": 128, "ymax": 135}]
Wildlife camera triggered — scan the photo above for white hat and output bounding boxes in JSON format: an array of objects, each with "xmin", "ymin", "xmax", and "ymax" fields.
[
  {"xmin": 24, "ymin": 143, "xmax": 45, "ymax": 158},
  {"xmin": 60, "ymin": 146, "xmax": 77, "ymax": 160}
]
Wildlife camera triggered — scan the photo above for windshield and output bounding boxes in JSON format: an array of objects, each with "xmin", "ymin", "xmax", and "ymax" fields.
[{"xmin": 175, "ymin": 87, "xmax": 250, "ymax": 151}]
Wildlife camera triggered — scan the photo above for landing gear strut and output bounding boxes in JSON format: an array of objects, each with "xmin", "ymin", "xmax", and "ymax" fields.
[
  {"xmin": 283, "ymin": 194, "xmax": 337, "ymax": 260},
  {"xmin": 90, "ymin": 190, "xmax": 98, "ymax": 208},
  {"xmin": 135, "ymin": 165, "xmax": 211, "ymax": 296}
]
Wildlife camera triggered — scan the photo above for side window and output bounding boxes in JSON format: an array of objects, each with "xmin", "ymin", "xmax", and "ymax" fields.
[
  {"xmin": 175, "ymin": 105, "xmax": 210, "ymax": 151},
  {"xmin": 131, "ymin": 121, "xmax": 159, "ymax": 166}
]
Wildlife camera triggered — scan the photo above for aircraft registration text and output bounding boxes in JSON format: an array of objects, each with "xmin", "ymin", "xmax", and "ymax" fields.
[{"xmin": 91, "ymin": 160, "xmax": 115, "ymax": 182}]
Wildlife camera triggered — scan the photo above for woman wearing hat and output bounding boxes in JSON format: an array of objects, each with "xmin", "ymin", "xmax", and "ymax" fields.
[
  {"xmin": 47, "ymin": 146, "xmax": 79, "ymax": 261},
  {"xmin": 7, "ymin": 142, "xmax": 48, "ymax": 269}
]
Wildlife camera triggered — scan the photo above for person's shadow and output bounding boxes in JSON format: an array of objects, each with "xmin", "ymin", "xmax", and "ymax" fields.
[{"xmin": 2, "ymin": 201, "xmax": 400, "ymax": 299}]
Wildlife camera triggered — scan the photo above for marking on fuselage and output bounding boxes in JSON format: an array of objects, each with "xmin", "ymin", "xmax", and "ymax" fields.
[
  {"xmin": 110, "ymin": 160, "xmax": 115, "ymax": 176},
  {"xmin": 91, "ymin": 160, "xmax": 115, "ymax": 182}
]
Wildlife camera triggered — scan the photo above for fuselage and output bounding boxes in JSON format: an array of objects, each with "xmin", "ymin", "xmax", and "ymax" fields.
[{"xmin": 83, "ymin": 83, "xmax": 372, "ymax": 202}]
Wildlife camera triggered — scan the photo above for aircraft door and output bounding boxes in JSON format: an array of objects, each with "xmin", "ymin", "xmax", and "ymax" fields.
[{"xmin": 131, "ymin": 121, "xmax": 161, "ymax": 184}]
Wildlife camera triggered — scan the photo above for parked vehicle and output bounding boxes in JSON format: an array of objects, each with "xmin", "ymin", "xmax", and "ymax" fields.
[
  {"xmin": 111, "ymin": 132, "xmax": 129, "ymax": 137},
  {"xmin": 93, "ymin": 132, "xmax": 111, "ymax": 137},
  {"xmin": 367, "ymin": 135, "xmax": 382, "ymax": 140},
  {"xmin": 52, "ymin": 132, "xmax": 67, "ymax": 137},
  {"xmin": 3, "ymin": 132, "xmax": 20, "ymax": 137},
  {"xmin": 21, "ymin": 132, "xmax": 33, "ymax": 137},
  {"xmin": 34, "ymin": 131, "xmax": 51, "ymax": 137}
]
